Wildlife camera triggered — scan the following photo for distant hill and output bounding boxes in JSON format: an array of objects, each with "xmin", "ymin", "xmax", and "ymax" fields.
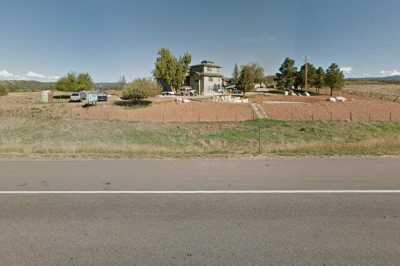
[
  {"xmin": 380, "ymin": 75, "xmax": 400, "ymax": 81},
  {"xmin": 348, "ymin": 75, "xmax": 400, "ymax": 82},
  {"xmin": 0, "ymin": 80, "xmax": 54, "ymax": 92},
  {"xmin": 347, "ymin": 76, "xmax": 400, "ymax": 85},
  {"xmin": 0, "ymin": 80, "xmax": 122, "ymax": 92},
  {"xmin": 96, "ymin": 82, "xmax": 123, "ymax": 90}
]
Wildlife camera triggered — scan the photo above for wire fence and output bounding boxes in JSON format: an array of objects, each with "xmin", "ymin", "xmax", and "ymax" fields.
[
  {"xmin": 282, "ymin": 111, "xmax": 399, "ymax": 123},
  {"xmin": 0, "ymin": 105, "xmax": 257, "ymax": 123},
  {"xmin": 1, "ymin": 105, "xmax": 399, "ymax": 123}
]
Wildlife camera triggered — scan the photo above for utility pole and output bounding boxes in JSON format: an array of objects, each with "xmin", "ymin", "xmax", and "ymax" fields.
[{"xmin": 304, "ymin": 56, "xmax": 308, "ymax": 92}]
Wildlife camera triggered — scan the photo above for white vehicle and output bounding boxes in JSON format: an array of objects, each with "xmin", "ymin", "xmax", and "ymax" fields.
[
  {"xmin": 161, "ymin": 91, "xmax": 175, "ymax": 96},
  {"xmin": 178, "ymin": 86, "xmax": 197, "ymax": 96},
  {"xmin": 70, "ymin": 92, "xmax": 81, "ymax": 102}
]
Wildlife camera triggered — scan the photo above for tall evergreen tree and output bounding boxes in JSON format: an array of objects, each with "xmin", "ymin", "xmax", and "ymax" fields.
[
  {"xmin": 232, "ymin": 64, "xmax": 240, "ymax": 84},
  {"xmin": 295, "ymin": 63, "xmax": 316, "ymax": 91},
  {"xmin": 313, "ymin": 67, "xmax": 326, "ymax": 94},
  {"xmin": 325, "ymin": 63, "xmax": 345, "ymax": 96},
  {"xmin": 275, "ymin": 58, "xmax": 297, "ymax": 90}
]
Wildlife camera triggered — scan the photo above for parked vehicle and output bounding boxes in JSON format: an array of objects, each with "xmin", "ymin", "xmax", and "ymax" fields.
[
  {"xmin": 86, "ymin": 93, "xmax": 98, "ymax": 105},
  {"xmin": 178, "ymin": 86, "xmax": 197, "ymax": 96},
  {"xmin": 70, "ymin": 92, "xmax": 81, "ymax": 102},
  {"xmin": 80, "ymin": 91, "xmax": 87, "ymax": 100},
  {"xmin": 231, "ymin": 89, "xmax": 244, "ymax": 96},
  {"xmin": 97, "ymin": 92, "xmax": 108, "ymax": 102},
  {"xmin": 161, "ymin": 91, "xmax": 175, "ymax": 96}
]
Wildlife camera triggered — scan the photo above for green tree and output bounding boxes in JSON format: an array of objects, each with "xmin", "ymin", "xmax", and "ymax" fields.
[
  {"xmin": 122, "ymin": 78, "xmax": 162, "ymax": 101},
  {"xmin": 77, "ymin": 73, "xmax": 94, "ymax": 91},
  {"xmin": 154, "ymin": 48, "xmax": 177, "ymax": 90},
  {"xmin": 325, "ymin": 63, "xmax": 345, "ymax": 96},
  {"xmin": 55, "ymin": 73, "xmax": 78, "ymax": 92},
  {"xmin": 238, "ymin": 65, "xmax": 256, "ymax": 94},
  {"xmin": 232, "ymin": 64, "xmax": 240, "ymax": 84},
  {"xmin": 313, "ymin": 67, "xmax": 326, "ymax": 94},
  {"xmin": 154, "ymin": 48, "xmax": 192, "ymax": 92},
  {"xmin": 275, "ymin": 58, "xmax": 297, "ymax": 90},
  {"xmin": 253, "ymin": 64, "xmax": 266, "ymax": 87},
  {"xmin": 172, "ymin": 52, "xmax": 192, "ymax": 90},
  {"xmin": 295, "ymin": 63, "xmax": 317, "ymax": 91}
]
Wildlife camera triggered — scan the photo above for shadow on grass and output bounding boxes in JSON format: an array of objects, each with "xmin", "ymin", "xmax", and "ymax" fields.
[
  {"xmin": 114, "ymin": 100, "xmax": 152, "ymax": 108},
  {"xmin": 266, "ymin": 89, "xmax": 285, "ymax": 95},
  {"xmin": 53, "ymin": 95, "xmax": 70, "ymax": 100}
]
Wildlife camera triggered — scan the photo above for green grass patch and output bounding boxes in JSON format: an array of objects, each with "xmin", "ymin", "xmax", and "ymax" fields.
[{"xmin": 1, "ymin": 117, "xmax": 400, "ymax": 158}]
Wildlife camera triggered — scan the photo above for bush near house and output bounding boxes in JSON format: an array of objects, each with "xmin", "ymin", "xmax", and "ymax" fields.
[{"xmin": 122, "ymin": 78, "xmax": 161, "ymax": 101}]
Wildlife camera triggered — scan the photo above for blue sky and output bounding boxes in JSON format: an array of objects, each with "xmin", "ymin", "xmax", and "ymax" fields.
[{"xmin": 0, "ymin": 0, "xmax": 399, "ymax": 82}]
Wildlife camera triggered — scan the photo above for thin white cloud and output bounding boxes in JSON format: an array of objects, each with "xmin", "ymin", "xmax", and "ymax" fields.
[
  {"xmin": 0, "ymin": 69, "xmax": 60, "ymax": 81},
  {"xmin": 340, "ymin": 66, "xmax": 353, "ymax": 74},
  {"xmin": 380, "ymin": 70, "xmax": 400, "ymax": 76},
  {"xmin": 26, "ymin": 71, "xmax": 46, "ymax": 79},
  {"xmin": 0, "ymin": 70, "xmax": 15, "ymax": 78}
]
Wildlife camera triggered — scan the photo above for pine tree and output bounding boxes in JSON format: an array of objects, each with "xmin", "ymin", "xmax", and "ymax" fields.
[
  {"xmin": 275, "ymin": 58, "xmax": 297, "ymax": 90},
  {"xmin": 232, "ymin": 64, "xmax": 240, "ymax": 84},
  {"xmin": 313, "ymin": 67, "xmax": 326, "ymax": 94},
  {"xmin": 325, "ymin": 63, "xmax": 345, "ymax": 96}
]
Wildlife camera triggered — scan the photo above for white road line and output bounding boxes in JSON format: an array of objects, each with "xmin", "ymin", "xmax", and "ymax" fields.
[{"xmin": 0, "ymin": 190, "xmax": 400, "ymax": 194}]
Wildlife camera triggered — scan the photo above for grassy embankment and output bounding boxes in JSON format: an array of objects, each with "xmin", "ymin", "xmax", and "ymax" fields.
[{"xmin": 1, "ymin": 116, "xmax": 400, "ymax": 158}]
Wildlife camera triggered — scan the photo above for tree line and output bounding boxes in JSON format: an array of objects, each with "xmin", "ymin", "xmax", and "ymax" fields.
[
  {"xmin": 232, "ymin": 58, "xmax": 345, "ymax": 96},
  {"xmin": 275, "ymin": 57, "xmax": 345, "ymax": 96},
  {"xmin": 55, "ymin": 72, "xmax": 95, "ymax": 92}
]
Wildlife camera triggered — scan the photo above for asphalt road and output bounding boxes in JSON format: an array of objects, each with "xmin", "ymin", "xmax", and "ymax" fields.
[{"xmin": 1, "ymin": 158, "xmax": 400, "ymax": 265}]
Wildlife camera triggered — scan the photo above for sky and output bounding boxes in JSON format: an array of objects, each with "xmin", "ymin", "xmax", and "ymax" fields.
[{"xmin": 0, "ymin": 0, "xmax": 399, "ymax": 82}]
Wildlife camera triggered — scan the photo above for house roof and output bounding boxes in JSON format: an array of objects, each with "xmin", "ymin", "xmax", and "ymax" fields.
[{"xmin": 190, "ymin": 61, "xmax": 222, "ymax": 69}]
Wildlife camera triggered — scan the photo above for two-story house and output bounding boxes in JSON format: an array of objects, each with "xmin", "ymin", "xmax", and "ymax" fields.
[{"xmin": 189, "ymin": 61, "xmax": 223, "ymax": 96}]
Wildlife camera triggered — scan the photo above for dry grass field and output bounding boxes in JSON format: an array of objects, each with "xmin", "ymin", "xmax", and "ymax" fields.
[
  {"xmin": 343, "ymin": 82, "xmax": 400, "ymax": 101},
  {"xmin": 0, "ymin": 92, "xmax": 254, "ymax": 122},
  {"xmin": 1, "ymin": 89, "xmax": 400, "ymax": 158},
  {"xmin": 249, "ymin": 81, "xmax": 400, "ymax": 122},
  {"xmin": 253, "ymin": 94, "xmax": 400, "ymax": 122}
]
